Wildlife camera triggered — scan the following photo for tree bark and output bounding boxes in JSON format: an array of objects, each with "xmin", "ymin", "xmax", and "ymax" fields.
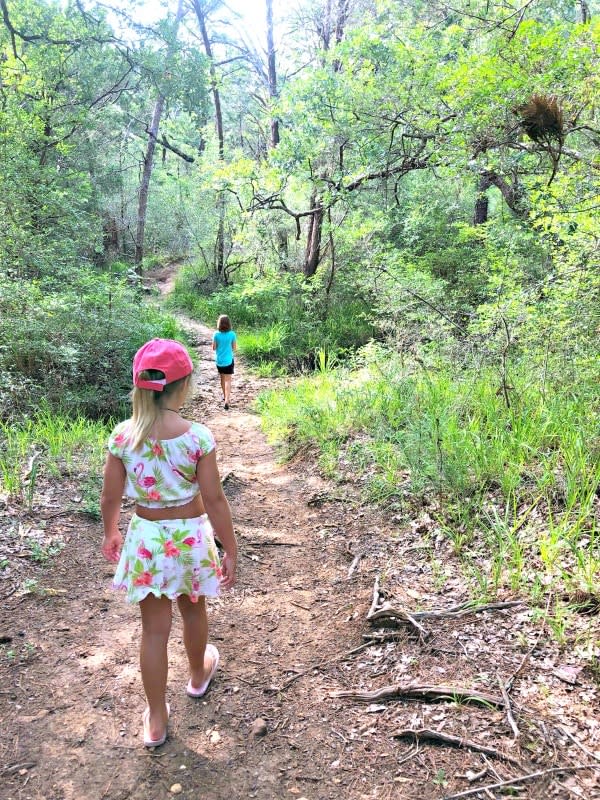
[
  {"xmin": 192, "ymin": 0, "xmax": 226, "ymax": 279},
  {"xmin": 304, "ymin": 0, "xmax": 350, "ymax": 275},
  {"xmin": 473, "ymin": 170, "xmax": 528, "ymax": 224},
  {"xmin": 473, "ymin": 173, "xmax": 491, "ymax": 225},
  {"xmin": 134, "ymin": 0, "xmax": 185, "ymax": 271},
  {"xmin": 578, "ymin": 1, "xmax": 591, "ymax": 24},
  {"xmin": 304, "ymin": 194, "xmax": 324, "ymax": 277},
  {"xmin": 266, "ymin": 0, "xmax": 279, "ymax": 148}
]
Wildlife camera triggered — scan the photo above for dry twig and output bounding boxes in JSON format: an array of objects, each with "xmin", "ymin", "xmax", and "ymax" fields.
[
  {"xmin": 553, "ymin": 723, "xmax": 600, "ymax": 763},
  {"xmin": 367, "ymin": 602, "xmax": 430, "ymax": 639},
  {"xmin": 368, "ymin": 575, "xmax": 381, "ymax": 618},
  {"xmin": 497, "ymin": 673, "xmax": 520, "ymax": 739},
  {"xmin": 331, "ymin": 682, "xmax": 505, "ymax": 708},
  {"xmin": 441, "ymin": 765, "xmax": 596, "ymax": 800},
  {"xmin": 269, "ymin": 641, "xmax": 371, "ymax": 693},
  {"xmin": 393, "ymin": 728, "xmax": 522, "ymax": 766}
]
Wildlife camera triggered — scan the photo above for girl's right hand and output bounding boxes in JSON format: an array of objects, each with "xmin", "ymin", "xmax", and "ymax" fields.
[
  {"xmin": 102, "ymin": 531, "xmax": 122, "ymax": 563},
  {"xmin": 219, "ymin": 551, "xmax": 237, "ymax": 590}
]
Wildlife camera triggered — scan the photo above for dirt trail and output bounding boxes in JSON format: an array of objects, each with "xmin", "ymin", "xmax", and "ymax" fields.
[{"xmin": 2, "ymin": 294, "xmax": 599, "ymax": 799}]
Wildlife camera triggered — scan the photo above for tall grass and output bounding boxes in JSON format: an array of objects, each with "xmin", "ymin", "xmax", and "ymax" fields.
[
  {"xmin": 0, "ymin": 412, "xmax": 108, "ymax": 502},
  {"xmin": 169, "ymin": 265, "xmax": 376, "ymax": 371},
  {"xmin": 258, "ymin": 351, "xmax": 600, "ymax": 598}
]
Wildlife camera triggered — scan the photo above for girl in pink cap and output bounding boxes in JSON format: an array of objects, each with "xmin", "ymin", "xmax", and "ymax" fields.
[{"xmin": 100, "ymin": 338, "xmax": 237, "ymax": 748}]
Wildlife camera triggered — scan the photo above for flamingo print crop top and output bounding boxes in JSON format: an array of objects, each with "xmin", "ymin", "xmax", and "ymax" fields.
[{"xmin": 107, "ymin": 420, "xmax": 216, "ymax": 508}]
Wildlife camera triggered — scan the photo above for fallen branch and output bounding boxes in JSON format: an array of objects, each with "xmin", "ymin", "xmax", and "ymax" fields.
[
  {"xmin": 1, "ymin": 761, "xmax": 37, "ymax": 776},
  {"xmin": 441, "ymin": 765, "xmax": 596, "ymax": 800},
  {"xmin": 331, "ymin": 682, "xmax": 505, "ymax": 709},
  {"xmin": 371, "ymin": 599, "xmax": 524, "ymax": 622},
  {"xmin": 414, "ymin": 600, "xmax": 525, "ymax": 618},
  {"xmin": 497, "ymin": 673, "xmax": 520, "ymax": 739},
  {"xmin": 393, "ymin": 728, "xmax": 522, "ymax": 767},
  {"xmin": 245, "ymin": 540, "xmax": 301, "ymax": 547},
  {"xmin": 367, "ymin": 575, "xmax": 381, "ymax": 618},
  {"xmin": 367, "ymin": 602, "xmax": 430, "ymax": 639},
  {"xmin": 553, "ymin": 723, "xmax": 600, "ymax": 763}
]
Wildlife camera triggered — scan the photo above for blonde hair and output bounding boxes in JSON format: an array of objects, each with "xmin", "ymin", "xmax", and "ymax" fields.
[
  {"xmin": 129, "ymin": 370, "xmax": 190, "ymax": 450},
  {"xmin": 217, "ymin": 314, "xmax": 231, "ymax": 332}
]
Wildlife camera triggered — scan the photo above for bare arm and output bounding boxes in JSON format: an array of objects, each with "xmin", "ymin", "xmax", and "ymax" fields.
[
  {"xmin": 100, "ymin": 453, "xmax": 126, "ymax": 563},
  {"xmin": 197, "ymin": 449, "xmax": 237, "ymax": 589}
]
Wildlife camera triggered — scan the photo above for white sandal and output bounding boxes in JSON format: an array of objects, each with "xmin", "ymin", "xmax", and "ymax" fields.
[
  {"xmin": 142, "ymin": 703, "xmax": 170, "ymax": 748},
  {"xmin": 186, "ymin": 644, "xmax": 220, "ymax": 698}
]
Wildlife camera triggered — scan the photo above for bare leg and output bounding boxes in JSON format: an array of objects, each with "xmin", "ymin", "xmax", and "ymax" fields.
[
  {"xmin": 223, "ymin": 375, "xmax": 232, "ymax": 406},
  {"xmin": 219, "ymin": 373, "xmax": 226, "ymax": 400},
  {"xmin": 139, "ymin": 594, "xmax": 172, "ymax": 740},
  {"xmin": 177, "ymin": 595, "xmax": 213, "ymax": 688}
]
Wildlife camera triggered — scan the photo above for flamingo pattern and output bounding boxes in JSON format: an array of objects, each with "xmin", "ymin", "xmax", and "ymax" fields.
[
  {"xmin": 108, "ymin": 421, "xmax": 215, "ymax": 508},
  {"xmin": 107, "ymin": 421, "xmax": 221, "ymax": 603}
]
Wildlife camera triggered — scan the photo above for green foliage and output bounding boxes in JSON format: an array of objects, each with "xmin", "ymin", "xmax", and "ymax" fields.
[
  {"xmin": 0, "ymin": 272, "xmax": 183, "ymax": 421},
  {"xmin": 171, "ymin": 264, "xmax": 376, "ymax": 371},
  {"xmin": 258, "ymin": 344, "xmax": 600, "ymax": 596},
  {"xmin": 0, "ymin": 411, "xmax": 108, "ymax": 501}
]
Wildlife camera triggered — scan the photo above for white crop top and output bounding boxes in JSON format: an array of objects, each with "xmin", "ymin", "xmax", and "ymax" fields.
[{"xmin": 107, "ymin": 420, "xmax": 216, "ymax": 508}]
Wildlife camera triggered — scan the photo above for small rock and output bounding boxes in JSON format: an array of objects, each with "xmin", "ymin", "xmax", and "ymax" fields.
[
  {"xmin": 251, "ymin": 717, "xmax": 268, "ymax": 737},
  {"xmin": 209, "ymin": 730, "xmax": 221, "ymax": 744},
  {"xmin": 170, "ymin": 784, "xmax": 183, "ymax": 795}
]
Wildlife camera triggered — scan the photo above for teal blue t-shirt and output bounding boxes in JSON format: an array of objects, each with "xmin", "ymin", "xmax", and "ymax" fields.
[{"xmin": 213, "ymin": 330, "xmax": 237, "ymax": 367}]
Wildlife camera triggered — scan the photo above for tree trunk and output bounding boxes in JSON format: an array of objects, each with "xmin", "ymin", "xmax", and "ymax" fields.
[
  {"xmin": 193, "ymin": 0, "xmax": 226, "ymax": 278},
  {"xmin": 473, "ymin": 170, "xmax": 528, "ymax": 223},
  {"xmin": 578, "ymin": 1, "xmax": 591, "ymax": 24},
  {"xmin": 304, "ymin": 195, "xmax": 324, "ymax": 277},
  {"xmin": 134, "ymin": 0, "xmax": 184, "ymax": 272},
  {"xmin": 304, "ymin": 1, "xmax": 350, "ymax": 274},
  {"xmin": 473, "ymin": 173, "xmax": 492, "ymax": 225},
  {"xmin": 135, "ymin": 95, "xmax": 165, "ymax": 269},
  {"xmin": 266, "ymin": 0, "xmax": 279, "ymax": 147}
]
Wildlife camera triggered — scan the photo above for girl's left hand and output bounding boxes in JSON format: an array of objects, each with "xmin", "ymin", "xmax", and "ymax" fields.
[{"xmin": 102, "ymin": 531, "xmax": 122, "ymax": 563}]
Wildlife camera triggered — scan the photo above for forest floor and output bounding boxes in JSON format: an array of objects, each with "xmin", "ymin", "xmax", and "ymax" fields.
[{"xmin": 1, "ymin": 265, "xmax": 599, "ymax": 800}]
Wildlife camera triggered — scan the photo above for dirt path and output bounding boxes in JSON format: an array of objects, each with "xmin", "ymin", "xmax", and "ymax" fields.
[{"xmin": 2, "ymin": 309, "xmax": 600, "ymax": 799}]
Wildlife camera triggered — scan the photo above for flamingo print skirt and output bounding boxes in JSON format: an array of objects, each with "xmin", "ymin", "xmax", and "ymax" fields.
[{"xmin": 112, "ymin": 514, "xmax": 222, "ymax": 603}]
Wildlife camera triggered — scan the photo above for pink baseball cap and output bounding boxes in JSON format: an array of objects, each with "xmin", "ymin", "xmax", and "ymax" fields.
[{"xmin": 133, "ymin": 338, "xmax": 193, "ymax": 391}]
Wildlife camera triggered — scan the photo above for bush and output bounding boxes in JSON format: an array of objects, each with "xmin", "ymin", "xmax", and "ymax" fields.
[{"xmin": 0, "ymin": 272, "xmax": 184, "ymax": 421}]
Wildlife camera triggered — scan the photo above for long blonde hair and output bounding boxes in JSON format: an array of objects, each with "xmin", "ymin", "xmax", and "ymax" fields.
[{"xmin": 129, "ymin": 370, "xmax": 190, "ymax": 450}]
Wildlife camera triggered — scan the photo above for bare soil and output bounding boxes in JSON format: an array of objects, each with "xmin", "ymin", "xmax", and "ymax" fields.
[{"xmin": 1, "ymin": 283, "xmax": 599, "ymax": 800}]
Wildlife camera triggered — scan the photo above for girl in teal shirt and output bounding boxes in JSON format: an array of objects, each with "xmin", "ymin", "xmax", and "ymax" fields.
[{"xmin": 212, "ymin": 314, "xmax": 237, "ymax": 410}]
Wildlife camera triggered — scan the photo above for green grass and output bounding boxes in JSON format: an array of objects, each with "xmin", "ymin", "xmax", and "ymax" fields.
[
  {"xmin": 257, "ymin": 350, "xmax": 600, "ymax": 601},
  {"xmin": 169, "ymin": 265, "xmax": 376, "ymax": 372},
  {"xmin": 0, "ymin": 412, "xmax": 108, "ymax": 502}
]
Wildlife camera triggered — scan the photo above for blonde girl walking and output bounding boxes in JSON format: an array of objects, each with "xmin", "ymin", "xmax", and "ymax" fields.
[{"xmin": 101, "ymin": 338, "xmax": 237, "ymax": 748}]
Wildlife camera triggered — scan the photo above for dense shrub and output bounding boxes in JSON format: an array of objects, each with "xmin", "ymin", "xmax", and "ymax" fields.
[{"xmin": 0, "ymin": 273, "xmax": 182, "ymax": 421}]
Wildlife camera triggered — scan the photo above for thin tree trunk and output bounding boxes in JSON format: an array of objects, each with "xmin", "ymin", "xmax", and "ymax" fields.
[
  {"xmin": 134, "ymin": 0, "xmax": 185, "ymax": 271},
  {"xmin": 304, "ymin": 195, "xmax": 324, "ymax": 278},
  {"xmin": 473, "ymin": 173, "xmax": 492, "ymax": 225},
  {"xmin": 578, "ymin": 1, "xmax": 591, "ymax": 24},
  {"xmin": 266, "ymin": 0, "xmax": 279, "ymax": 147},
  {"xmin": 192, "ymin": 0, "xmax": 226, "ymax": 278},
  {"xmin": 135, "ymin": 95, "xmax": 165, "ymax": 268},
  {"xmin": 305, "ymin": 0, "xmax": 348, "ymax": 275}
]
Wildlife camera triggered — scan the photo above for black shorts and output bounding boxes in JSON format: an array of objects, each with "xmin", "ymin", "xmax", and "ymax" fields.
[{"xmin": 217, "ymin": 361, "xmax": 234, "ymax": 375}]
